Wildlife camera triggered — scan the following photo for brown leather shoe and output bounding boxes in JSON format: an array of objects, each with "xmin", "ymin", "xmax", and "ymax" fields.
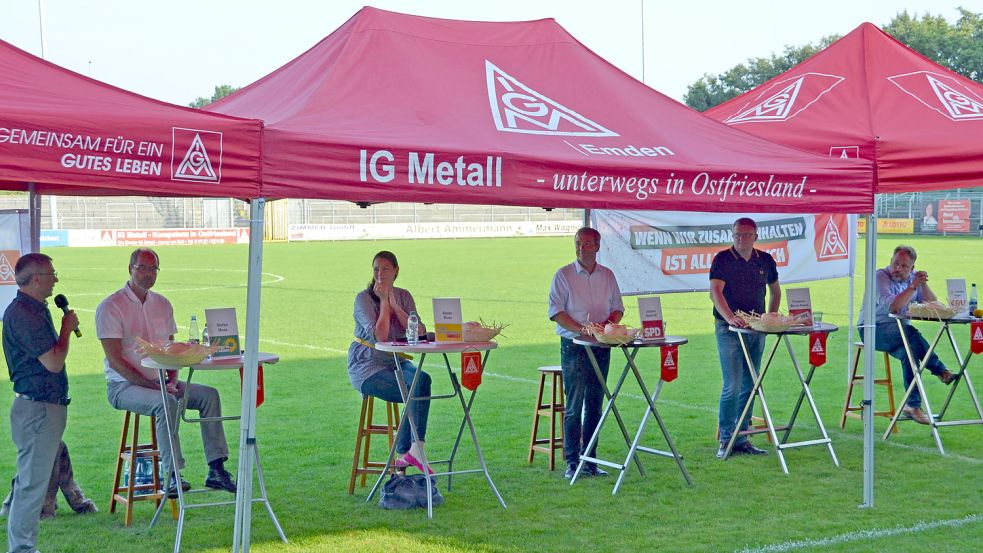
[
  {"xmin": 902, "ymin": 405, "xmax": 931, "ymax": 425},
  {"xmin": 938, "ymin": 370, "xmax": 958, "ymax": 385}
]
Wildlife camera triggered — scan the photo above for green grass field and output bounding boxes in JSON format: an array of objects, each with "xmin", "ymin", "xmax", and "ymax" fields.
[{"xmin": 1, "ymin": 235, "xmax": 982, "ymax": 553}]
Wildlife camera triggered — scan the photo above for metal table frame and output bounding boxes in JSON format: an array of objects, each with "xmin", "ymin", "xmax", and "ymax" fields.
[
  {"xmin": 722, "ymin": 323, "xmax": 840, "ymax": 474},
  {"xmin": 367, "ymin": 341, "xmax": 506, "ymax": 518},
  {"xmin": 570, "ymin": 335, "xmax": 693, "ymax": 494},
  {"xmin": 883, "ymin": 314, "xmax": 983, "ymax": 454},
  {"xmin": 142, "ymin": 353, "xmax": 287, "ymax": 553}
]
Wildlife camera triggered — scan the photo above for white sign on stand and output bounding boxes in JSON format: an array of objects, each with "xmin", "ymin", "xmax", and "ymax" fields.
[
  {"xmin": 432, "ymin": 298, "xmax": 463, "ymax": 342},
  {"xmin": 947, "ymin": 279, "xmax": 967, "ymax": 314},
  {"xmin": 637, "ymin": 296, "xmax": 665, "ymax": 340},
  {"xmin": 205, "ymin": 307, "xmax": 241, "ymax": 357},
  {"xmin": 786, "ymin": 288, "xmax": 814, "ymax": 326}
]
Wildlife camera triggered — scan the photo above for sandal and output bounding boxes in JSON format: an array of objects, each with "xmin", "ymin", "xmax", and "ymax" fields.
[
  {"xmin": 403, "ymin": 452, "xmax": 433, "ymax": 474},
  {"xmin": 394, "ymin": 456, "xmax": 410, "ymax": 469}
]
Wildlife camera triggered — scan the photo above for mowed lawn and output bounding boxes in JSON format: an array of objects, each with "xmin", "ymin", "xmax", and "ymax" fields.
[{"xmin": 1, "ymin": 235, "xmax": 982, "ymax": 553}]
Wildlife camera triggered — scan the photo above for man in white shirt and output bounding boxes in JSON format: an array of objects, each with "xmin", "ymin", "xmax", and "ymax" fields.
[
  {"xmin": 548, "ymin": 227, "xmax": 624, "ymax": 478},
  {"xmin": 95, "ymin": 248, "xmax": 235, "ymax": 496}
]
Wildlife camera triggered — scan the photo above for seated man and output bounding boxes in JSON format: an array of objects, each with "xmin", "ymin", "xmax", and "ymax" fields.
[
  {"xmin": 95, "ymin": 248, "xmax": 236, "ymax": 495},
  {"xmin": 858, "ymin": 245, "xmax": 956, "ymax": 424}
]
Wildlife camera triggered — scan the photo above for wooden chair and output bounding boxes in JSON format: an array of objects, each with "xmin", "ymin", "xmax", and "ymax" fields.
[
  {"xmin": 841, "ymin": 341, "xmax": 898, "ymax": 432},
  {"xmin": 349, "ymin": 395, "xmax": 401, "ymax": 494},
  {"xmin": 109, "ymin": 411, "xmax": 176, "ymax": 526},
  {"xmin": 528, "ymin": 365, "xmax": 565, "ymax": 470}
]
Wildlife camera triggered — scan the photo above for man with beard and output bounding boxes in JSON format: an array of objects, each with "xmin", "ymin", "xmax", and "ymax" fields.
[{"xmin": 858, "ymin": 245, "xmax": 956, "ymax": 424}]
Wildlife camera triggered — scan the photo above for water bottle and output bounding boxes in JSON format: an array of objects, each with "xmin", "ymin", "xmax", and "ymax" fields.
[
  {"xmin": 406, "ymin": 311, "xmax": 419, "ymax": 344},
  {"xmin": 188, "ymin": 315, "xmax": 200, "ymax": 343},
  {"xmin": 201, "ymin": 327, "xmax": 211, "ymax": 360},
  {"xmin": 969, "ymin": 283, "xmax": 978, "ymax": 316}
]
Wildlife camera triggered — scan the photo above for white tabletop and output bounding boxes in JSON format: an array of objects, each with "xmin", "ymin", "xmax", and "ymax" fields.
[
  {"xmin": 729, "ymin": 322, "xmax": 839, "ymax": 335},
  {"xmin": 375, "ymin": 341, "xmax": 498, "ymax": 354},
  {"xmin": 890, "ymin": 313, "xmax": 980, "ymax": 324},
  {"xmin": 572, "ymin": 335, "xmax": 689, "ymax": 348},
  {"xmin": 141, "ymin": 352, "xmax": 279, "ymax": 371}
]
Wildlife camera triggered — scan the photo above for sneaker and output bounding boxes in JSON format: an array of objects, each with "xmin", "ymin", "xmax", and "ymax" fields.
[
  {"xmin": 584, "ymin": 463, "xmax": 609, "ymax": 477},
  {"xmin": 563, "ymin": 463, "xmax": 577, "ymax": 479},
  {"xmin": 902, "ymin": 405, "xmax": 931, "ymax": 425},
  {"xmin": 732, "ymin": 442, "xmax": 769, "ymax": 456},
  {"xmin": 166, "ymin": 475, "xmax": 192, "ymax": 499},
  {"xmin": 938, "ymin": 370, "xmax": 958, "ymax": 385},
  {"xmin": 204, "ymin": 467, "xmax": 237, "ymax": 493},
  {"xmin": 72, "ymin": 499, "xmax": 98, "ymax": 515},
  {"xmin": 716, "ymin": 445, "xmax": 728, "ymax": 460}
]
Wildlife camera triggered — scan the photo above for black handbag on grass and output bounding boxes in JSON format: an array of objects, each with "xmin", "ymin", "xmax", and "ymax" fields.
[{"xmin": 378, "ymin": 474, "xmax": 444, "ymax": 509}]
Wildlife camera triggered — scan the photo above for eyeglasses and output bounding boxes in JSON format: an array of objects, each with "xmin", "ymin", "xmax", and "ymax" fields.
[
  {"xmin": 733, "ymin": 232, "xmax": 757, "ymax": 238},
  {"xmin": 33, "ymin": 272, "xmax": 57, "ymax": 278},
  {"xmin": 131, "ymin": 264, "xmax": 160, "ymax": 273}
]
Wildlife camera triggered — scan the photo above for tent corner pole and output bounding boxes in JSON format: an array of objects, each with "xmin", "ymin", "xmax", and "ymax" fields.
[
  {"xmin": 861, "ymin": 213, "xmax": 878, "ymax": 508},
  {"xmin": 27, "ymin": 183, "xmax": 41, "ymax": 253}
]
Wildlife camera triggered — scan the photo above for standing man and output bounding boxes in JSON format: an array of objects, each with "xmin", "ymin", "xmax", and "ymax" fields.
[
  {"xmin": 95, "ymin": 248, "xmax": 236, "ymax": 496},
  {"xmin": 4, "ymin": 253, "xmax": 78, "ymax": 553},
  {"xmin": 858, "ymin": 245, "xmax": 955, "ymax": 424},
  {"xmin": 549, "ymin": 227, "xmax": 624, "ymax": 478},
  {"xmin": 710, "ymin": 218, "xmax": 780, "ymax": 459}
]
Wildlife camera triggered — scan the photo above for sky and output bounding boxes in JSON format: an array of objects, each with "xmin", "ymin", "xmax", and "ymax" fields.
[{"xmin": 1, "ymin": 0, "xmax": 979, "ymax": 106}]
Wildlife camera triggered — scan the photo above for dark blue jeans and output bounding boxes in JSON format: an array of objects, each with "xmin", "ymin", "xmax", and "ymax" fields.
[
  {"xmin": 560, "ymin": 337, "xmax": 610, "ymax": 465},
  {"xmin": 361, "ymin": 360, "xmax": 431, "ymax": 454},
  {"xmin": 861, "ymin": 322, "xmax": 947, "ymax": 408}
]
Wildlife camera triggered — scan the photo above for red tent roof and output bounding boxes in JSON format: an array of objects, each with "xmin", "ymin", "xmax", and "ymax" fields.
[
  {"xmin": 0, "ymin": 39, "xmax": 262, "ymax": 197},
  {"xmin": 210, "ymin": 7, "xmax": 872, "ymax": 213},
  {"xmin": 706, "ymin": 22, "xmax": 983, "ymax": 194}
]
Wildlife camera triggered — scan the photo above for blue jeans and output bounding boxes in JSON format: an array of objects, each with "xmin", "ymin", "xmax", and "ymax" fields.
[
  {"xmin": 716, "ymin": 321, "xmax": 764, "ymax": 446},
  {"xmin": 361, "ymin": 360, "xmax": 431, "ymax": 454},
  {"xmin": 861, "ymin": 322, "xmax": 947, "ymax": 408},
  {"xmin": 560, "ymin": 337, "xmax": 610, "ymax": 465}
]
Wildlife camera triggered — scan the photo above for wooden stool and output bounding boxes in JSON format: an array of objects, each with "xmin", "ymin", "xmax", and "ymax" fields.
[
  {"xmin": 840, "ymin": 341, "xmax": 897, "ymax": 432},
  {"xmin": 348, "ymin": 395, "xmax": 401, "ymax": 495},
  {"xmin": 109, "ymin": 411, "xmax": 176, "ymax": 527},
  {"xmin": 528, "ymin": 365, "xmax": 565, "ymax": 470}
]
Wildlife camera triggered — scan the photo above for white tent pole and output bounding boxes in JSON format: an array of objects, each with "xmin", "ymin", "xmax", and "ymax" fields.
[
  {"xmin": 27, "ymin": 183, "xmax": 41, "ymax": 253},
  {"xmin": 861, "ymin": 212, "xmax": 878, "ymax": 508},
  {"xmin": 847, "ymin": 214, "xmax": 858, "ymax": 384},
  {"xmin": 233, "ymin": 198, "xmax": 265, "ymax": 552}
]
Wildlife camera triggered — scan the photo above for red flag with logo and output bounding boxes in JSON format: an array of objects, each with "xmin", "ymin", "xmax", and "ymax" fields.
[
  {"xmin": 809, "ymin": 333, "xmax": 827, "ymax": 367},
  {"xmin": 660, "ymin": 345, "xmax": 678, "ymax": 382},
  {"xmin": 461, "ymin": 351, "xmax": 482, "ymax": 391},
  {"xmin": 971, "ymin": 322, "xmax": 983, "ymax": 355},
  {"xmin": 238, "ymin": 364, "xmax": 265, "ymax": 407}
]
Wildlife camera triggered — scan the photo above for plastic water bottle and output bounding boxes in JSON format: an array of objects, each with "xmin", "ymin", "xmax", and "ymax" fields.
[
  {"xmin": 201, "ymin": 327, "xmax": 211, "ymax": 360},
  {"xmin": 188, "ymin": 315, "xmax": 200, "ymax": 343},
  {"xmin": 406, "ymin": 311, "xmax": 419, "ymax": 344},
  {"xmin": 969, "ymin": 283, "xmax": 978, "ymax": 316}
]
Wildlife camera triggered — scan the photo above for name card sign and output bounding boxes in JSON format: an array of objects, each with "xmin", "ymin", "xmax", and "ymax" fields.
[
  {"xmin": 947, "ymin": 279, "xmax": 967, "ymax": 313},
  {"xmin": 432, "ymin": 298, "xmax": 463, "ymax": 342},
  {"xmin": 786, "ymin": 288, "xmax": 814, "ymax": 326},
  {"xmin": 637, "ymin": 296, "xmax": 665, "ymax": 340},
  {"xmin": 205, "ymin": 307, "xmax": 241, "ymax": 357}
]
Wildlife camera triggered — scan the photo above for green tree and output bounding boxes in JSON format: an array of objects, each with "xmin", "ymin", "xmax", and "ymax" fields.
[
  {"xmin": 188, "ymin": 84, "xmax": 240, "ymax": 108},
  {"xmin": 684, "ymin": 7, "xmax": 983, "ymax": 110}
]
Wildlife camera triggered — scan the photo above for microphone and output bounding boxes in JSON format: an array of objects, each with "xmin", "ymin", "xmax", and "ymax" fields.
[{"xmin": 53, "ymin": 294, "xmax": 82, "ymax": 338}]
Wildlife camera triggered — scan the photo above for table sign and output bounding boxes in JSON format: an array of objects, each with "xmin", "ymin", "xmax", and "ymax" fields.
[
  {"xmin": 432, "ymin": 297, "xmax": 463, "ymax": 342},
  {"xmin": 947, "ymin": 279, "xmax": 968, "ymax": 314},
  {"xmin": 205, "ymin": 307, "xmax": 241, "ymax": 357},
  {"xmin": 637, "ymin": 296, "xmax": 665, "ymax": 340},
  {"xmin": 809, "ymin": 333, "xmax": 828, "ymax": 366},
  {"xmin": 660, "ymin": 345, "xmax": 678, "ymax": 382},
  {"xmin": 972, "ymin": 322, "xmax": 983, "ymax": 354},
  {"xmin": 786, "ymin": 287, "xmax": 814, "ymax": 326},
  {"xmin": 461, "ymin": 351, "xmax": 482, "ymax": 390}
]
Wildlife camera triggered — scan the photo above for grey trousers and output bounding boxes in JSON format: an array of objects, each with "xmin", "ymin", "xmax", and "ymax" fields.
[
  {"xmin": 107, "ymin": 380, "xmax": 229, "ymax": 476},
  {"xmin": 7, "ymin": 398, "xmax": 67, "ymax": 553}
]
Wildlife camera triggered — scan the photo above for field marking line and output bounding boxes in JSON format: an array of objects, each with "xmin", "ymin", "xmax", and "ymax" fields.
[
  {"xmin": 735, "ymin": 513, "xmax": 983, "ymax": 553},
  {"xmin": 259, "ymin": 338, "xmax": 348, "ymax": 354}
]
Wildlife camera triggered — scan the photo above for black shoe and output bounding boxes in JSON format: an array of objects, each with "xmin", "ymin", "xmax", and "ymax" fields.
[
  {"xmin": 166, "ymin": 475, "xmax": 191, "ymax": 498},
  {"xmin": 205, "ymin": 467, "xmax": 237, "ymax": 493},
  {"xmin": 732, "ymin": 442, "xmax": 769, "ymax": 456},
  {"xmin": 584, "ymin": 463, "xmax": 609, "ymax": 477},
  {"xmin": 563, "ymin": 463, "xmax": 577, "ymax": 479},
  {"xmin": 716, "ymin": 445, "xmax": 728, "ymax": 459}
]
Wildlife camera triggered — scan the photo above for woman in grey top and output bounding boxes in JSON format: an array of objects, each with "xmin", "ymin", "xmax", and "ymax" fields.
[{"xmin": 348, "ymin": 251, "xmax": 432, "ymax": 473}]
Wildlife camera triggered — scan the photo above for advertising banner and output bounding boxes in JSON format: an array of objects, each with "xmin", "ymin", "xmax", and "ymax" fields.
[
  {"xmin": 938, "ymin": 199, "xmax": 971, "ymax": 232},
  {"xmin": 0, "ymin": 210, "xmax": 32, "ymax": 320},
  {"xmin": 594, "ymin": 211, "xmax": 854, "ymax": 294},
  {"xmin": 288, "ymin": 221, "xmax": 580, "ymax": 242},
  {"xmin": 856, "ymin": 218, "xmax": 914, "ymax": 234}
]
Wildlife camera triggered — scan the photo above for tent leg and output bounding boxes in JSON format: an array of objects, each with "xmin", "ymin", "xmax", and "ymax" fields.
[
  {"xmin": 28, "ymin": 183, "xmax": 41, "ymax": 253},
  {"xmin": 861, "ymin": 213, "xmax": 878, "ymax": 508},
  {"xmin": 234, "ymin": 198, "xmax": 266, "ymax": 553}
]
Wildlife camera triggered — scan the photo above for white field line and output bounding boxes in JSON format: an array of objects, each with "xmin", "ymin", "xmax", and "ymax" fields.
[{"xmin": 735, "ymin": 513, "xmax": 983, "ymax": 553}]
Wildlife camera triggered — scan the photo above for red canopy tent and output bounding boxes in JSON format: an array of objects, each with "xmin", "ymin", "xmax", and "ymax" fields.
[
  {"xmin": 0, "ymin": 39, "xmax": 262, "ymax": 197},
  {"xmin": 705, "ymin": 22, "xmax": 983, "ymax": 193},
  {"xmin": 209, "ymin": 7, "xmax": 871, "ymax": 213}
]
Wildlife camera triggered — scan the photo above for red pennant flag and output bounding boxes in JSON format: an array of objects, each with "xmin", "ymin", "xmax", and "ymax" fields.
[
  {"xmin": 239, "ymin": 364, "xmax": 265, "ymax": 407},
  {"xmin": 809, "ymin": 333, "xmax": 827, "ymax": 367},
  {"xmin": 660, "ymin": 345, "xmax": 678, "ymax": 382},
  {"xmin": 461, "ymin": 351, "xmax": 483, "ymax": 391},
  {"xmin": 971, "ymin": 322, "xmax": 983, "ymax": 355}
]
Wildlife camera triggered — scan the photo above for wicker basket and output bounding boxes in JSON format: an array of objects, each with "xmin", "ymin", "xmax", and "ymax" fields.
[
  {"xmin": 463, "ymin": 326, "xmax": 502, "ymax": 342},
  {"xmin": 589, "ymin": 327, "xmax": 641, "ymax": 345},
  {"xmin": 908, "ymin": 303, "xmax": 956, "ymax": 320},
  {"xmin": 137, "ymin": 338, "xmax": 217, "ymax": 366},
  {"xmin": 747, "ymin": 320, "xmax": 791, "ymax": 333}
]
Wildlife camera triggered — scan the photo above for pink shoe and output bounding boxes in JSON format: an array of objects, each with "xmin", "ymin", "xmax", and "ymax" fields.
[
  {"xmin": 394, "ymin": 456, "xmax": 410, "ymax": 469},
  {"xmin": 403, "ymin": 452, "xmax": 433, "ymax": 474}
]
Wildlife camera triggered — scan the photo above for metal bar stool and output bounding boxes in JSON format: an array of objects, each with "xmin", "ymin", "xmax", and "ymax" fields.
[
  {"xmin": 528, "ymin": 365, "xmax": 565, "ymax": 470},
  {"xmin": 109, "ymin": 411, "xmax": 176, "ymax": 527},
  {"xmin": 840, "ymin": 341, "xmax": 898, "ymax": 432},
  {"xmin": 349, "ymin": 395, "xmax": 401, "ymax": 495}
]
